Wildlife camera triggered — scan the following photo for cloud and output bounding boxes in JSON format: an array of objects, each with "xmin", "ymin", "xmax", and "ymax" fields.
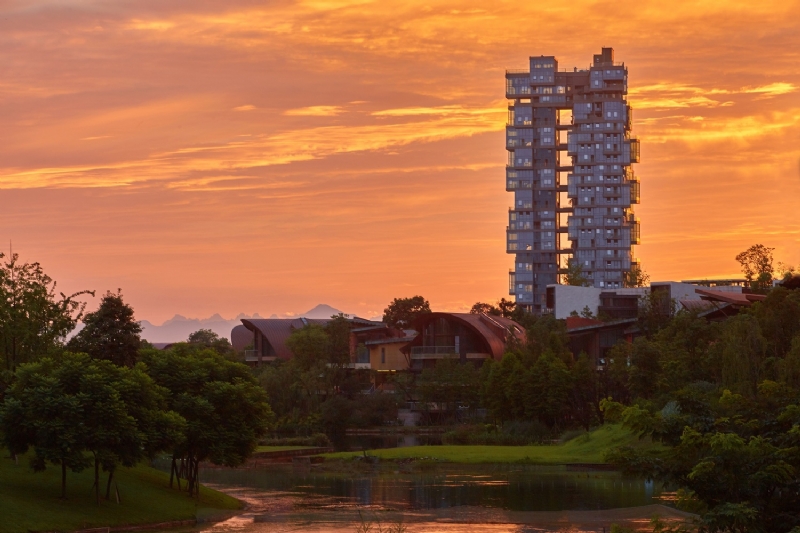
[
  {"xmin": 284, "ymin": 105, "xmax": 345, "ymax": 116},
  {"xmin": 233, "ymin": 104, "xmax": 255, "ymax": 111},
  {"xmin": 630, "ymin": 82, "xmax": 797, "ymax": 109}
]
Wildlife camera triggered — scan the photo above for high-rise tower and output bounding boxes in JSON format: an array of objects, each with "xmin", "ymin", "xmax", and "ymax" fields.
[{"xmin": 505, "ymin": 48, "xmax": 640, "ymax": 313}]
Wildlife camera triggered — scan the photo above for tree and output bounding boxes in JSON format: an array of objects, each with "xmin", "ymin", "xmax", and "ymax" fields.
[
  {"xmin": 564, "ymin": 259, "xmax": 591, "ymax": 287},
  {"xmin": 67, "ymin": 290, "xmax": 141, "ymax": 367},
  {"xmin": 736, "ymin": 244, "xmax": 775, "ymax": 292},
  {"xmin": 382, "ymin": 296, "xmax": 431, "ymax": 329},
  {"xmin": 0, "ymin": 252, "xmax": 92, "ymax": 371},
  {"xmin": 140, "ymin": 348, "xmax": 273, "ymax": 497},
  {"xmin": 470, "ymin": 302, "xmax": 500, "ymax": 315},
  {"xmin": 187, "ymin": 329, "xmax": 235, "ymax": 357},
  {"xmin": 623, "ymin": 263, "xmax": 650, "ymax": 288},
  {"xmin": 324, "ymin": 313, "xmax": 352, "ymax": 367},
  {"xmin": 286, "ymin": 324, "xmax": 330, "ymax": 370},
  {"xmin": 608, "ymin": 382, "xmax": 800, "ymax": 532},
  {"xmin": 0, "ymin": 353, "xmax": 181, "ymax": 502},
  {"xmin": 497, "ymin": 298, "xmax": 516, "ymax": 319}
]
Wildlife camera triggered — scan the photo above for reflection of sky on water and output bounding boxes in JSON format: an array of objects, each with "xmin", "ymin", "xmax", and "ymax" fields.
[
  {"xmin": 176, "ymin": 464, "xmax": 693, "ymax": 533},
  {"xmin": 197, "ymin": 464, "xmax": 663, "ymax": 513}
]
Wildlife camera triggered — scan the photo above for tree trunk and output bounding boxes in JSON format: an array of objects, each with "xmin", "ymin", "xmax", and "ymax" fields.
[
  {"xmin": 94, "ymin": 455, "xmax": 100, "ymax": 506},
  {"xmin": 169, "ymin": 456, "xmax": 176, "ymax": 488},
  {"xmin": 105, "ymin": 468, "xmax": 115, "ymax": 500},
  {"xmin": 61, "ymin": 459, "xmax": 67, "ymax": 499}
]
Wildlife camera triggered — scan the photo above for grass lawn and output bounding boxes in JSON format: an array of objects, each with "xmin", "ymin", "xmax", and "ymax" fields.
[
  {"xmin": 0, "ymin": 452, "xmax": 241, "ymax": 533},
  {"xmin": 325, "ymin": 424, "xmax": 658, "ymax": 464},
  {"xmin": 255, "ymin": 445, "xmax": 318, "ymax": 453}
]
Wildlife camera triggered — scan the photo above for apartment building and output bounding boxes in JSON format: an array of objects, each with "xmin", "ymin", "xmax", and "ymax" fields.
[{"xmin": 505, "ymin": 48, "xmax": 641, "ymax": 313}]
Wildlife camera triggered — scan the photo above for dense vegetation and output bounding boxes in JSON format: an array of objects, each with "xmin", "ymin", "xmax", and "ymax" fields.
[{"xmin": 0, "ymin": 253, "xmax": 271, "ymax": 530}]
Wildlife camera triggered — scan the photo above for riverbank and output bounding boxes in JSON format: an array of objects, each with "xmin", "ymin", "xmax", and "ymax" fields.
[
  {"xmin": 324, "ymin": 424, "xmax": 658, "ymax": 464},
  {"xmin": 0, "ymin": 452, "xmax": 241, "ymax": 533}
]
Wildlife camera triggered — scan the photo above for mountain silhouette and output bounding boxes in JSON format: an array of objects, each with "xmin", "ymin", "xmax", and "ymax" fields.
[{"xmin": 138, "ymin": 304, "xmax": 346, "ymax": 343}]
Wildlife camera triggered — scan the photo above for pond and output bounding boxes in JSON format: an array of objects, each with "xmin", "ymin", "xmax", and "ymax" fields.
[{"xmin": 178, "ymin": 463, "xmax": 689, "ymax": 533}]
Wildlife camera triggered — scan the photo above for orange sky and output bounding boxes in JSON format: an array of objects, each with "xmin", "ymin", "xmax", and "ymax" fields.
[{"xmin": 1, "ymin": 0, "xmax": 799, "ymax": 323}]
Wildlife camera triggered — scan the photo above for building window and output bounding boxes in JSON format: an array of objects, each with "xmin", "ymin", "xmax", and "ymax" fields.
[{"xmin": 381, "ymin": 348, "xmax": 385, "ymax": 364}]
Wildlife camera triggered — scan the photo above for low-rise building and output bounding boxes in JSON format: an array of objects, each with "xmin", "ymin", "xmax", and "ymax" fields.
[{"xmin": 401, "ymin": 312, "xmax": 526, "ymax": 370}]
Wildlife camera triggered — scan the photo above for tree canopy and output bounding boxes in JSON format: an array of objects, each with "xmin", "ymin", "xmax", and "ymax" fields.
[
  {"xmin": 382, "ymin": 295, "xmax": 431, "ymax": 329},
  {"xmin": 736, "ymin": 244, "xmax": 775, "ymax": 292},
  {"xmin": 0, "ymin": 252, "xmax": 92, "ymax": 371},
  {"xmin": 67, "ymin": 290, "xmax": 141, "ymax": 367},
  {"xmin": 0, "ymin": 353, "xmax": 183, "ymax": 501},
  {"xmin": 140, "ymin": 348, "xmax": 273, "ymax": 496}
]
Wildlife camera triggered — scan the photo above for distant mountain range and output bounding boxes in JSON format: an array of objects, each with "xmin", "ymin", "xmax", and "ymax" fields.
[{"xmin": 138, "ymin": 304, "xmax": 350, "ymax": 343}]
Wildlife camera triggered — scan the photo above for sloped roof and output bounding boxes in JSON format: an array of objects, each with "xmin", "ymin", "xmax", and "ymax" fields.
[
  {"xmin": 779, "ymin": 274, "xmax": 800, "ymax": 290},
  {"xmin": 695, "ymin": 288, "xmax": 766, "ymax": 306},
  {"xmin": 231, "ymin": 324, "xmax": 252, "ymax": 352},
  {"xmin": 402, "ymin": 312, "xmax": 526, "ymax": 359},
  {"xmin": 240, "ymin": 318, "xmax": 329, "ymax": 359}
]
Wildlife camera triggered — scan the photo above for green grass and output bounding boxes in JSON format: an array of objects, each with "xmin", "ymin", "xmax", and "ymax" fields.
[
  {"xmin": 325, "ymin": 424, "xmax": 658, "ymax": 464},
  {"xmin": 255, "ymin": 445, "xmax": 317, "ymax": 453},
  {"xmin": 0, "ymin": 452, "xmax": 241, "ymax": 533}
]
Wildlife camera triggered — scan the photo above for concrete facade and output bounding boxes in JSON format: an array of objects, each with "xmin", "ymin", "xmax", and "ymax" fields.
[
  {"xmin": 506, "ymin": 48, "xmax": 640, "ymax": 313},
  {"xmin": 547, "ymin": 281, "xmax": 744, "ymax": 320}
]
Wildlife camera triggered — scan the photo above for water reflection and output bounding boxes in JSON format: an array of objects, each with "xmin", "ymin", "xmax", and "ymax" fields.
[
  {"xmin": 151, "ymin": 463, "xmax": 691, "ymax": 533},
  {"xmin": 199, "ymin": 464, "xmax": 662, "ymax": 512}
]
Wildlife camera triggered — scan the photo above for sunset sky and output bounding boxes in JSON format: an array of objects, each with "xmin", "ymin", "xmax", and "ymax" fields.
[{"xmin": 2, "ymin": 0, "xmax": 799, "ymax": 324}]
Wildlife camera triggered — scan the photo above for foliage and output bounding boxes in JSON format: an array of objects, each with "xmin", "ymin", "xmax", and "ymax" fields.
[
  {"xmin": 0, "ymin": 353, "xmax": 183, "ymax": 501},
  {"xmin": 416, "ymin": 358, "xmax": 480, "ymax": 423},
  {"xmin": 0, "ymin": 252, "xmax": 92, "ymax": 371},
  {"xmin": 564, "ymin": 259, "xmax": 591, "ymax": 287},
  {"xmin": 0, "ymin": 456, "xmax": 239, "ymax": 533},
  {"xmin": 187, "ymin": 328, "xmax": 235, "ymax": 358},
  {"xmin": 469, "ymin": 302, "xmax": 500, "ymax": 315},
  {"xmin": 736, "ymin": 244, "xmax": 775, "ymax": 292},
  {"xmin": 607, "ymin": 382, "xmax": 800, "ymax": 532},
  {"xmin": 382, "ymin": 295, "xmax": 431, "ymax": 329},
  {"xmin": 140, "ymin": 348, "xmax": 274, "ymax": 496},
  {"xmin": 327, "ymin": 424, "xmax": 655, "ymax": 463},
  {"xmin": 67, "ymin": 290, "xmax": 141, "ymax": 367},
  {"xmin": 623, "ymin": 263, "xmax": 651, "ymax": 288}
]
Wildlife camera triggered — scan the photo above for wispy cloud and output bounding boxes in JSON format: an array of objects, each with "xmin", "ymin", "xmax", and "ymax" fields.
[
  {"xmin": 233, "ymin": 104, "xmax": 256, "ymax": 111},
  {"xmin": 284, "ymin": 105, "xmax": 345, "ymax": 116}
]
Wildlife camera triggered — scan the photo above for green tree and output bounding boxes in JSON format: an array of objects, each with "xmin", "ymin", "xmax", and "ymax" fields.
[
  {"xmin": 382, "ymin": 296, "xmax": 431, "ymax": 329},
  {"xmin": 608, "ymin": 382, "xmax": 800, "ymax": 533},
  {"xmin": 67, "ymin": 290, "xmax": 141, "ymax": 367},
  {"xmin": 0, "ymin": 252, "xmax": 92, "ymax": 371},
  {"xmin": 0, "ymin": 353, "xmax": 181, "ymax": 503},
  {"xmin": 417, "ymin": 358, "xmax": 480, "ymax": 423},
  {"xmin": 470, "ymin": 302, "xmax": 500, "ymax": 315},
  {"xmin": 564, "ymin": 259, "xmax": 591, "ymax": 287},
  {"xmin": 1, "ymin": 356, "xmax": 89, "ymax": 499},
  {"xmin": 286, "ymin": 324, "xmax": 330, "ymax": 370},
  {"xmin": 523, "ymin": 352, "xmax": 572, "ymax": 428},
  {"xmin": 571, "ymin": 354, "xmax": 599, "ymax": 430},
  {"xmin": 324, "ymin": 313, "xmax": 352, "ymax": 367},
  {"xmin": 623, "ymin": 263, "xmax": 650, "ymax": 288},
  {"xmin": 187, "ymin": 328, "xmax": 235, "ymax": 358},
  {"xmin": 736, "ymin": 244, "xmax": 775, "ymax": 292},
  {"xmin": 140, "ymin": 348, "xmax": 273, "ymax": 497},
  {"xmin": 497, "ymin": 298, "xmax": 517, "ymax": 319}
]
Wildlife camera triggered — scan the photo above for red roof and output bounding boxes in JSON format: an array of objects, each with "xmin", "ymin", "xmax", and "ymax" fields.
[
  {"xmin": 403, "ymin": 312, "xmax": 526, "ymax": 359},
  {"xmin": 241, "ymin": 318, "xmax": 329, "ymax": 359},
  {"xmin": 566, "ymin": 316, "xmax": 604, "ymax": 330},
  {"xmin": 695, "ymin": 288, "xmax": 766, "ymax": 306}
]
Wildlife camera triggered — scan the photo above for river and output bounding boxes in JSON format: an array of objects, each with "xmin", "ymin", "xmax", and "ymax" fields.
[{"xmin": 175, "ymin": 462, "xmax": 691, "ymax": 533}]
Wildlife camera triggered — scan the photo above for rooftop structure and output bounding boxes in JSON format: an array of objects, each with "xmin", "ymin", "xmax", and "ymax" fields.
[
  {"xmin": 400, "ymin": 312, "xmax": 526, "ymax": 370},
  {"xmin": 506, "ymin": 48, "xmax": 640, "ymax": 313}
]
